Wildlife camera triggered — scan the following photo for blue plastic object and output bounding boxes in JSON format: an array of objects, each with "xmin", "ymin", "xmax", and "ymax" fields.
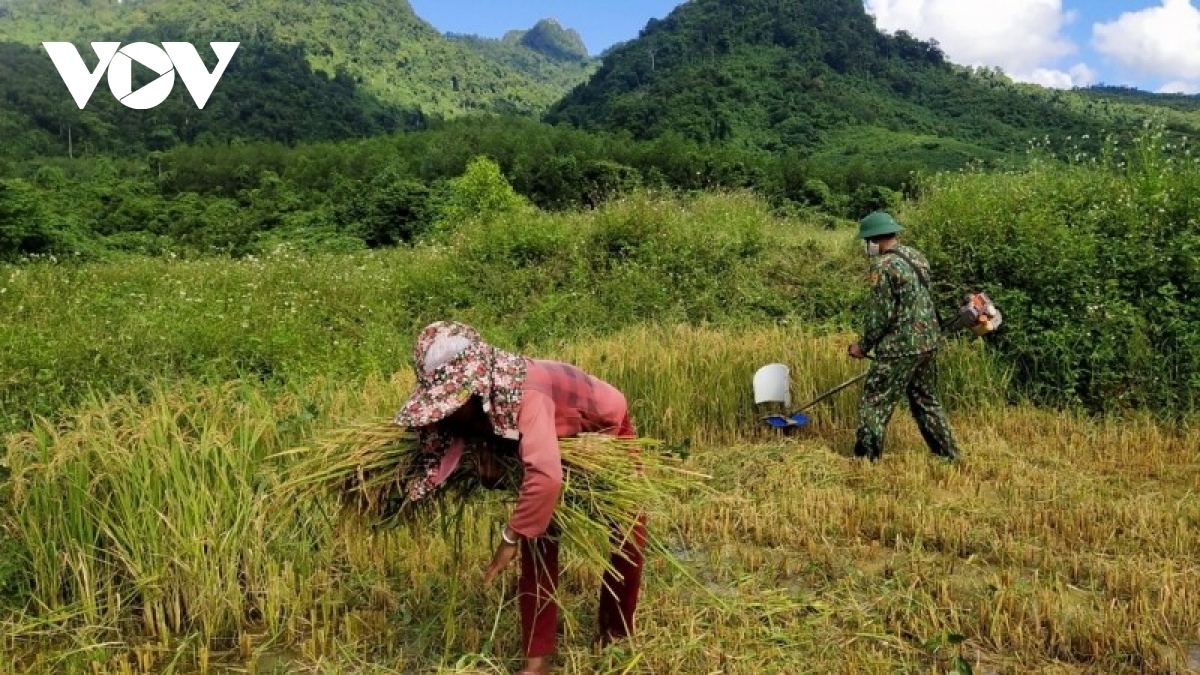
[{"xmin": 762, "ymin": 413, "xmax": 810, "ymax": 429}]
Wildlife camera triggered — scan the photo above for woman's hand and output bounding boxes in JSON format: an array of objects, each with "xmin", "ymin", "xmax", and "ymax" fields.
[{"xmin": 483, "ymin": 526, "xmax": 520, "ymax": 585}]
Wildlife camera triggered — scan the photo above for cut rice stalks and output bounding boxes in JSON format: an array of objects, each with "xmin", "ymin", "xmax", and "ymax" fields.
[{"xmin": 272, "ymin": 420, "xmax": 711, "ymax": 579}]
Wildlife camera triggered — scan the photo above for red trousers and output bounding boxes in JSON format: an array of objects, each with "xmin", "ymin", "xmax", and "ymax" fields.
[
  {"xmin": 518, "ymin": 513, "xmax": 647, "ymax": 658},
  {"xmin": 518, "ymin": 413, "xmax": 646, "ymax": 658}
]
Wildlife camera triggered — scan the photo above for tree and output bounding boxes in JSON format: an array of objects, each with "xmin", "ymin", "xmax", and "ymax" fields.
[
  {"xmin": 0, "ymin": 177, "xmax": 53, "ymax": 259},
  {"xmin": 432, "ymin": 156, "xmax": 532, "ymax": 233}
]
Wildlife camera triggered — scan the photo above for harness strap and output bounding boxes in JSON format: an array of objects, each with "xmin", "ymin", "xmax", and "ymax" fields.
[{"xmin": 883, "ymin": 248, "xmax": 945, "ymax": 346}]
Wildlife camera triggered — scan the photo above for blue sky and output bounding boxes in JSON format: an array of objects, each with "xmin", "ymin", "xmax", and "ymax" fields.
[
  {"xmin": 407, "ymin": 0, "xmax": 1200, "ymax": 94},
  {"xmin": 407, "ymin": 0, "xmax": 680, "ymax": 55}
]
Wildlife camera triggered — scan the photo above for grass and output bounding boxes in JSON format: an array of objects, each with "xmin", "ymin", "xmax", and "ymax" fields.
[
  {"xmin": 1, "ymin": 187, "xmax": 1196, "ymax": 674},
  {"xmin": 0, "ymin": 190, "xmax": 865, "ymax": 435},
  {"xmin": 1, "ymin": 325, "xmax": 1196, "ymax": 674}
]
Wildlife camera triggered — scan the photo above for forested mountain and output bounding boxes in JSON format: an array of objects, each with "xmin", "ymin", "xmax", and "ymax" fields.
[
  {"xmin": 0, "ymin": 0, "xmax": 594, "ymax": 158},
  {"xmin": 448, "ymin": 19, "xmax": 598, "ymax": 95},
  {"xmin": 0, "ymin": 39, "xmax": 425, "ymax": 160},
  {"xmin": 1077, "ymin": 85, "xmax": 1200, "ymax": 117},
  {"xmin": 6, "ymin": 0, "xmax": 1200, "ymax": 167},
  {"xmin": 7, "ymin": 0, "xmax": 1200, "ymax": 264},
  {"xmin": 507, "ymin": 19, "xmax": 591, "ymax": 63},
  {"xmin": 545, "ymin": 0, "xmax": 1200, "ymax": 168}
]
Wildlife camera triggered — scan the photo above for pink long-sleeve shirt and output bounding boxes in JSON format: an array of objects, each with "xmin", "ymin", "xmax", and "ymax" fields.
[{"xmin": 507, "ymin": 358, "xmax": 634, "ymax": 539}]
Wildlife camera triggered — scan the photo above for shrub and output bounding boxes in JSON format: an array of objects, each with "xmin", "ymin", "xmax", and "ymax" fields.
[
  {"xmin": 906, "ymin": 125, "xmax": 1200, "ymax": 415},
  {"xmin": 0, "ymin": 178, "xmax": 54, "ymax": 260},
  {"xmin": 431, "ymin": 156, "xmax": 533, "ymax": 234}
]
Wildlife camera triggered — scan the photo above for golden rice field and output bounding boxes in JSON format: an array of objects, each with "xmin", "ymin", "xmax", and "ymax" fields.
[{"xmin": 1, "ymin": 326, "xmax": 1198, "ymax": 674}]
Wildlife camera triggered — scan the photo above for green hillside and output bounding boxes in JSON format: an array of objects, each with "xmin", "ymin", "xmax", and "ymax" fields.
[
  {"xmin": 447, "ymin": 19, "xmax": 599, "ymax": 95},
  {"xmin": 1080, "ymin": 85, "xmax": 1200, "ymax": 114},
  {"xmin": 7, "ymin": 0, "xmax": 1200, "ymax": 252},
  {"xmin": 0, "ymin": 38, "xmax": 424, "ymax": 161},
  {"xmin": 1071, "ymin": 85, "xmax": 1200, "ymax": 135},
  {"xmin": 5, "ymin": 0, "xmax": 1200, "ymax": 170},
  {"xmin": 544, "ymin": 0, "xmax": 1200, "ymax": 167},
  {"xmin": 508, "ymin": 18, "xmax": 591, "ymax": 62},
  {"xmin": 0, "ymin": 0, "xmax": 595, "ymax": 158}
]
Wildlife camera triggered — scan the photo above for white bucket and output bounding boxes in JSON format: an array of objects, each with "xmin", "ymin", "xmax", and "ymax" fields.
[{"xmin": 753, "ymin": 363, "xmax": 791, "ymax": 407}]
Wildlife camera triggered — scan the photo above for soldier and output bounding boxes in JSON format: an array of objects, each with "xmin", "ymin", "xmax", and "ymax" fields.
[{"xmin": 847, "ymin": 212, "xmax": 959, "ymax": 462}]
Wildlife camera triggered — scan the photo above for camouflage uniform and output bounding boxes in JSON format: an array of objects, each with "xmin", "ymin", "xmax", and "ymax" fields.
[{"xmin": 855, "ymin": 244, "xmax": 959, "ymax": 461}]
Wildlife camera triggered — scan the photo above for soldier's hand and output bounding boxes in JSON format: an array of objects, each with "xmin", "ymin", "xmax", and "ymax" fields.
[{"xmin": 848, "ymin": 343, "xmax": 866, "ymax": 360}]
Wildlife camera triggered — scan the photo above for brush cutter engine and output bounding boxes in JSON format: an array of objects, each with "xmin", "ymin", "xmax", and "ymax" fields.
[{"xmin": 949, "ymin": 291, "xmax": 1003, "ymax": 337}]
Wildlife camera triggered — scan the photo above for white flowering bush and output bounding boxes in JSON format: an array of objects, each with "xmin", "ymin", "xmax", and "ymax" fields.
[{"xmin": 907, "ymin": 123, "xmax": 1200, "ymax": 415}]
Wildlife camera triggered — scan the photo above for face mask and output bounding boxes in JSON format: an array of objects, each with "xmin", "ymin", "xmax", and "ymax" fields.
[{"xmin": 864, "ymin": 241, "xmax": 881, "ymax": 257}]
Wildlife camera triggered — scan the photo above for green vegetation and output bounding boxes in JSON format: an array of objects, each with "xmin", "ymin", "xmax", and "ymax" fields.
[
  {"xmin": 0, "ymin": 116, "xmax": 895, "ymax": 260},
  {"xmin": 0, "ymin": 0, "xmax": 597, "ymax": 160},
  {"xmin": 2, "ymin": 0, "xmax": 1196, "ymax": 179},
  {"xmin": 545, "ymin": 0, "xmax": 1200, "ymax": 168},
  {"xmin": 1080, "ymin": 84, "xmax": 1200, "ymax": 116},
  {"xmin": 510, "ymin": 19, "xmax": 591, "ymax": 62},
  {"xmin": 448, "ymin": 19, "xmax": 598, "ymax": 93},
  {"xmin": 0, "ymin": 191, "xmax": 868, "ymax": 434},
  {"xmin": 1, "ymin": 1, "xmax": 1199, "ymax": 671},
  {"xmin": 6, "ymin": 0, "xmax": 1200, "ymax": 244},
  {"xmin": 0, "ymin": 39, "xmax": 424, "ymax": 161},
  {"xmin": 0, "ymin": 122, "xmax": 1197, "ymax": 675},
  {"xmin": 1, "ymin": 127, "xmax": 1197, "ymax": 419},
  {"xmin": 906, "ymin": 129, "xmax": 1200, "ymax": 415},
  {"xmin": 454, "ymin": 19, "xmax": 592, "ymax": 68}
]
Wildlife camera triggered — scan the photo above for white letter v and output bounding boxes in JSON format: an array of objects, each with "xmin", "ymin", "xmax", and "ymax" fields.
[
  {"xmin": 43, "ymin": 42, "xmax": 121, "ymax": 109},
  {"xmin": 163, "ymin": 42, "xmax": 240, "ymax": 109}
]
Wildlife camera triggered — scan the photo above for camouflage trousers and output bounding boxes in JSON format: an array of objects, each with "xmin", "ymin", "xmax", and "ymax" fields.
[{"xmin": 854, "ymin": 351, "xmax": 959, "ymax": 461}]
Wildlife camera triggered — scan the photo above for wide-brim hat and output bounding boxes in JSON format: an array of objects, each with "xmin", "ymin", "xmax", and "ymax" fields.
[
  {"xmin": 857, "ymin": 211, "xmax": 905, "ymax": 239},
  {"xmin": 393, "ymin": 322, "xmax": 486, "ymax": 429}
]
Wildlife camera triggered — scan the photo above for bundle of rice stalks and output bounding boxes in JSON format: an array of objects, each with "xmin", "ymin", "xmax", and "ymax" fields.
[{"xmin": 273, "ymin": 420, "xmax": 708, "ymax": 577}]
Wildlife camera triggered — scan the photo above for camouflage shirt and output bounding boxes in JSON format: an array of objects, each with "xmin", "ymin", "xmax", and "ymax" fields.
[{"xmin": 859, "ymin": 244, "xmax": 942, "ymax": 358}]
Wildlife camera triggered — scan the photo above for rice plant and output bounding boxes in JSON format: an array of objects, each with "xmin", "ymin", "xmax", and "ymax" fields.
[{"xmin": 0, "ymin": 326, "xmax": 1193, "ymax": 674}]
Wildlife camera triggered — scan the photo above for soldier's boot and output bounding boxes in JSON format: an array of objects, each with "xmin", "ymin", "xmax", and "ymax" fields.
[
  {"xmin": 915, "ymin": 421, "xmax": 958, "ymax": 462},
  {"xmin": 854, "ymin": 422, "xmax": 883, "ymax": 458}
]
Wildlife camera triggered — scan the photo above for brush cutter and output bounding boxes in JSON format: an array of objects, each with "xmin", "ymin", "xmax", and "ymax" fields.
[{"xmin": 756, "ymin": 291, "xmax": 1004, "ymax": 430}]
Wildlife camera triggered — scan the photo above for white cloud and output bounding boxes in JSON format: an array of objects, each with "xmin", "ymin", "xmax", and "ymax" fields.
[
  {"xmin": 1093, "ymin": 0, "xmax": 1200, "ymax": 80},
  {"xmin": 1026, "ymin": 63, "xmax": 1098, "ymax": 89},
  {"xmin": 1027, "ymin": 70, "xmax": 1076, "ymax": 88},
  {"xmin": 864, "ymin": 0, "xmax": 1093, "ymax": 88},
  {"xmin": 1158, "ymin": 80, "xmax": 1200, "ymax": 94},
  {"xmin": 1070, "ymin": 63, "xmax": 1099, "ymax": 86}
]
